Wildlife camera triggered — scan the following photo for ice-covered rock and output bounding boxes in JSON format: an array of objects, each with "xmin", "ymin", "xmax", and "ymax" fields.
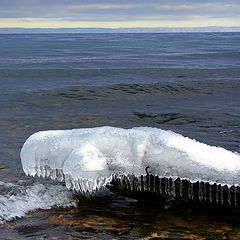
[{"xmin": 20, "ymin": 126, "xmax": 240, "ymax": 192}]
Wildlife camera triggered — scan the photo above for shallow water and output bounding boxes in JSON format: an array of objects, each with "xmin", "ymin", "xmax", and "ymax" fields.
[
  {"xmin": 2, "ymin": 196, "xmax": 240, "ymax": 240},
  {"xmin": 0, "ymin": 32, "xmax": 240, "ymax": 239}
]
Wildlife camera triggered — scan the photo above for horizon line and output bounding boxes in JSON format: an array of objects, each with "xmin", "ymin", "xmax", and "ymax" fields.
[
  {"xmin": 0, "ymin": 26, "xmax": 240, "ymax": 29},
  {"xmin": 0, "ymin": 26, "xmax": 240, "ymax": 34}
]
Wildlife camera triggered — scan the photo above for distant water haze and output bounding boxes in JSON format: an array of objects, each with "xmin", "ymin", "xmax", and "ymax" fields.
[{"xmin": 1, "ymin": 27, "xmax": 240, "ymax": 34}]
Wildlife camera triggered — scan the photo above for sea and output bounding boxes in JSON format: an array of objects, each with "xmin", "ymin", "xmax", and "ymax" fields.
[{"xmin": 0, "ymin": 32, "xmax": 240, "ymax": 239}]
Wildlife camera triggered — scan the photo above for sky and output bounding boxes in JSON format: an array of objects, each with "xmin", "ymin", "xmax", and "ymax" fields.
[{"xmin": 0, "ymin": 0, "xmax": 240, "ymax": 28}]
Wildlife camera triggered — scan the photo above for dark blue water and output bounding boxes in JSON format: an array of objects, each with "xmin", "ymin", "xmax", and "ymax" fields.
[
  {"xmin": 0, "ymin": 33, "xmax": 240, "ymax": 94},
  {"xmin": 0, "ymin": 33, "xmax": 240, "ymax": 239}
]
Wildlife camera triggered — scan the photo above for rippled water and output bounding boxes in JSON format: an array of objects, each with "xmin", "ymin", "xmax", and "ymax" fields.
[{"xmin": 0, "ymin": 33, "xmax": 240, "ymax": 239}]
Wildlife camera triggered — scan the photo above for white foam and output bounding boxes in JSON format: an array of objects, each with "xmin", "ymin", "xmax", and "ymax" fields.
[
  {"xmin": 20, "ymin": 126, "xmax": 240, "ymax": 192},
  {"xmin": 0, "ymin": 182, "xmax": 76, "ymax": 224}
]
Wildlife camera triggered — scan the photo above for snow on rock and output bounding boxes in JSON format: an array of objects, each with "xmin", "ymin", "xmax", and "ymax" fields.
[{"xmin": 20, "ymin": 126, "xmax": 240, "ymax": 192}]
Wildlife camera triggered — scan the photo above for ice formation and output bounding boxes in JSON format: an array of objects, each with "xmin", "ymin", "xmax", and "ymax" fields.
[{"xmin": 20, "ymin": 126, "xmax": 240, "ymax": 193}]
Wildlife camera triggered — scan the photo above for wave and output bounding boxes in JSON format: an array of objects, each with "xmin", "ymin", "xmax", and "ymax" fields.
[
  {"xmin": 0, "ymin": 68, "xmax": 238, "ymax": 78},
  {"xmin": 45, "ymin": 83, "xmax": 196, "ymax": 101},
  {"xmin": 37, "ymin": 79, "xmax": 240, "ymax": 103},
  {"xmin": 0, "ymin": 181, "xmax": 76, "ymax": 224},
  {"xmin": 133, "ymin": 112, "xmax": 197, "ymax": 125}
]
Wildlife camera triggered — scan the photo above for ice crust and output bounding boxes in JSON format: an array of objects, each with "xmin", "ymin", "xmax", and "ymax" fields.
[{"xmin": 20, "ymin": 126, "xmax": 240, "ymax": 192}]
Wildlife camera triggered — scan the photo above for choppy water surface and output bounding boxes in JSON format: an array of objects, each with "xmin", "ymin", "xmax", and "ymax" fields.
[{"xmin": 0, "ymin": 33, "xmax": 240, "ymax": 239}]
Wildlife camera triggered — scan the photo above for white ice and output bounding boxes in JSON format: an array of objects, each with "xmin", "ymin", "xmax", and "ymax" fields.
[{"xmin": 20, "ymin": 126, "xmax": 240, "ymax": 192}]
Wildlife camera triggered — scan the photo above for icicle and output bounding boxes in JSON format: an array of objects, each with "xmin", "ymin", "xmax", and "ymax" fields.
[
  {"xmin": 57, "ymin": 169, "xmax": 63, "ymax": 181},
  {"xmin": 36, "ymin": 167, "xmax": 41, "ymax": 177},
  {"xmin": 159, "ymin": 178, "xmax": 162, "ymax": 195},
  {"xmin": 203, "ymin": 182, "xmax": 206, "ymax": 202},
  {"xmin": 228, "ymin": 187, "xmax": 231, "ymax": 206},
  {"xmin": 128, "ymin": 175, "xmax": 134, "ymax": 191},
  {"xmin": 59, "ymin": 169, "xmax": 64, "ymax": 181},
  {"xmin": 172, "ymin": 180, "xmax": 176, "ymax": 198},
  {"xmin": 209, "ymin": 184, "xmax": 212, "ymax": 203},
  {"xmin": 50, "ymin": 169, "xmax": 57, "ymax": 180},
  {"xmin": 234, "ymin": 186, "xmax": 237, "ymax": 206},
  {"xmin": 74, "ymin": 180, "xmax": 79, "ymax": 190},
  {"xmin": 77, "ymin": 179, "xmax": 82, "ymax": 191},
  {"xmin": 165, "ymin": 178, "xmax": 169, "ymax": 196},
  {"xmin": 55, "ymin": 169, "xmax": 59, "ymax": 180},
  {"xmin": 180, "ymin": 180, "xmax": 183, "ymax": 198},
  {"xmin": 65, "ymin": 175, "xmax": 73, "ymax": 189},
  {"xmin": 44, "ymin": 165, "xmax": 51, "ymax": 177},
  {"xmin": 188, "ymin": 182, "xmax": 193, "ymax": 200},
  {"xmin": 40, "ymin": 166, "xmax": 44, "ymax": 177},
  {"xmin": 198, "ymin": 183, "xmax": 203, "ymax": 201},
  {"xmin": 220, "ymin": 185, "xmax": 223, "ymax": 205},
  {"xmin": 216, "ymin": 185, "xmax": 219, "ymax": 204}
]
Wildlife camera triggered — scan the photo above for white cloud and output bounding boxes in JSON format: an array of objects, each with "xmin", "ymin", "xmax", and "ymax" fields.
[
  {"xmin": 0, "ymin": 0, "xmax": 239, "ymax": 28},
  {"xmin": 67, "ymin": 4, "xmax": 136, "ymax": 10},
  {"xmin": 0, "ymin": 17, "xmax": 239, "ymax": 28}
]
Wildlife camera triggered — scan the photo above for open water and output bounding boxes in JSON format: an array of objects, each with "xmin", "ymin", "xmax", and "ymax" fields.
[{"xmin": 0, "ymin": 33, "xmax": 240, "ymax": 239}]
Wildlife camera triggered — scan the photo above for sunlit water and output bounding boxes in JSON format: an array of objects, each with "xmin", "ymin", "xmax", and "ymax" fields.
[{"xmin": 0, "ymin": 33, "xmax": 240, "ymax": 239}]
